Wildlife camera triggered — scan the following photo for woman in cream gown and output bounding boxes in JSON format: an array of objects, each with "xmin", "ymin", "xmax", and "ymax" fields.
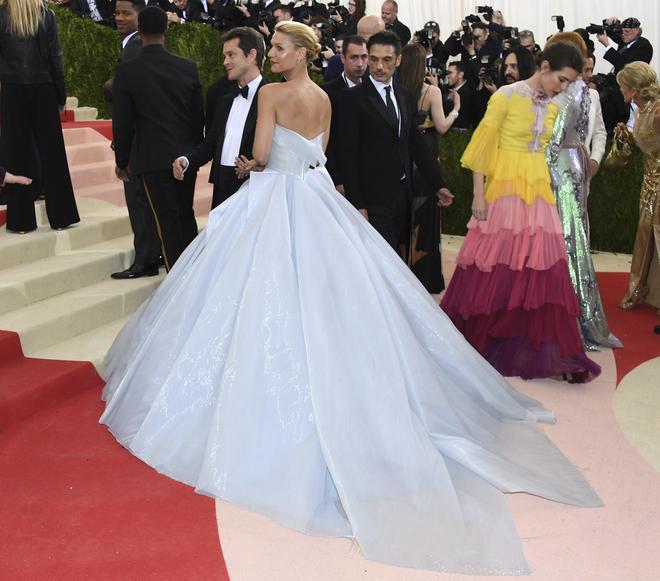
[{"xmin": 101, "ymin": 23, "xmax": 601, "ymax": 576}]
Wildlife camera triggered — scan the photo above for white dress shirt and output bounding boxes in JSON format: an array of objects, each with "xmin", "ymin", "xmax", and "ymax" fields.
[
  {"xmin": 370, "ymin": 76, "xmax": 400, "ymax": 134},
  {"xmin": 586, "ymin": 88, "xmax": 607, "ymax": 165},
  {"xmin": 122, "ymin": 31, "xmax": 138, "ymax": 50},
  {"xmin": 220, "ymin": 75, "xmax": 263, "ymax": 166},
  {"xmin": 342, "ymin": 72, "xmax": 358, "ymax": 88}
]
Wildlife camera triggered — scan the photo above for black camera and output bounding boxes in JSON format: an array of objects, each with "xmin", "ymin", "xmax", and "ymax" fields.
[
  {"xmin": 475, "ymin": 5, "xmax": 493, "ymax": 20},
  {"xmin": 414, "ymin": 28, "xmax": 432, "ymax": 50},
  {"xmin": 502, "ymin": 26, "xmax": 519, "ymax": 43},
  {"xmin": 460, "ymin": 19, "xmax": 473, "ymax": 46},
  {"xmin": 479, "ymin": 55, "xmax": 499, "ymax": 86},
  {"xmin": 551, "ymin": 15, "xmax": 565, "ymax": 32},
  {"xmin": 327, "ymin": 0, "xmax": 348, "ymax": 21},
  {"xmin": 586, "ymin": 19, "xmax": 622, "ymax": 36}
]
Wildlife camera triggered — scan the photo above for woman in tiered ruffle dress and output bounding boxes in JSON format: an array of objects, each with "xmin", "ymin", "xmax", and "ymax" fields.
[{"xmin": 441, "ymin": 42, "xmax": 600, "ymax": 382}]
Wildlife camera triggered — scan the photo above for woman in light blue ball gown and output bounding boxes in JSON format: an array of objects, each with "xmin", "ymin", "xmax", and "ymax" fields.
[{"xmin": 101, "ymin": 21, "xmax": 602, "ymax": 576}]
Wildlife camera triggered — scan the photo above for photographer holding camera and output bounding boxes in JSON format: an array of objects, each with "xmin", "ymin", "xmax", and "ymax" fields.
[
  {"xmin": 445, "ymin": 20, "xmax": 500, "ymax": 85},
  {"xmin": 595, "ymin": 17, "xmax": 653, "ymax": 73}
]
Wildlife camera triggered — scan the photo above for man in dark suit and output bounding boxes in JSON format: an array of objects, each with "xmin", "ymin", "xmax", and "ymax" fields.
[
  {"xmin": 321, "ymin": 34, "xmax": 368, "ymax": 191},
  {"xmin": 103, "ymin": 0, "xmax": 162, "ymax": 279},
  {"xmin": 444, "ymin": 61, "xmax": 477, "ymax": 130},
  {"xmin": 597, "ymin": 17, "xmax": 653, "ymax": 73},
  {"xmin": 113, "ymin": 6, "xmax": 204, "ymax": 271},
  {"xmin": 381, "ymin": 0, "xmax": 410, "ymax": 45},
  {"xmin": 173, "ymin": 27, "xmax": 266, "ymax": 209},
  {"xmin": 340, "ymin": 31, "xmax": 453, "ymax": 250}
]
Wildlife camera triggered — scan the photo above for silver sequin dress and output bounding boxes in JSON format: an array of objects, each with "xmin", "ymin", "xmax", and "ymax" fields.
[{"xmin": 547, "ymin": 80, "xmax": 623, "ymax": 351}]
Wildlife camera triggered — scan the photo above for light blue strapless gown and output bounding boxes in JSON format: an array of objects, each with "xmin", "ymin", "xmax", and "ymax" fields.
[{"xmin": 100, "ymin": 125, "xmax": 601, "ymax": 575}]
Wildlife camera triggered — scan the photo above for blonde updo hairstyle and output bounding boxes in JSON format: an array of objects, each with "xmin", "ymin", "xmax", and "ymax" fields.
[
  {"xmin": 274, "ymin": 21, "xmax": 321, "ymax": 63},
  {"xmin": 617, "ymin": 62, "xmax": 660, "ymax": 103}
]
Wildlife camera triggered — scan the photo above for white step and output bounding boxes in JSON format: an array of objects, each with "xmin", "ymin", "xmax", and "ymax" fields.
[
  {"xmin": 0, "ymin": 250, "xmax": 127, "ymax": 315},
  {"xmin": 0, "ymin": 200, "xmax": 131, "ymax": 271},
  {"xmin": 66, "ymin": 141, "xmax": 115, "ymax": 165},
  {"xmin": 73, "ymin": 106, "xmax": 99, "ymax": 122},
  {"xmin": 66, "ymin": 96, "xmax": 79, "ymax": 109},
  {"xmin": 0, "ymin": 275, "xmax": 163, "ymax": 355},
  {"xmin": 69, "ymin": 160, "xmax": 116, "ymax": 190},
  {"xmin": 62, "ymin": 127, "xmax": 109, "ymax": 146},
  {"xmin": 35, "ymin": 315, "xmax": 134, "ymax": 369}
]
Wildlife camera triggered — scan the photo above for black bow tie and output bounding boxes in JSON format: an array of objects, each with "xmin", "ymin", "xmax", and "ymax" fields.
[{"xmin": 234, "ymin": 85, "xmax": 249, "ymax": 99}]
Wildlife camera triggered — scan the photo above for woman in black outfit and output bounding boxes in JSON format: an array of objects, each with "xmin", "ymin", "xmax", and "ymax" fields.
[
  {"xmin": 0, "ymin": 0, "xmax": 79, "ymax": 233},
  {"xmin": 397, "ymin": 43, "xmax": 461, "ymax": 295}
]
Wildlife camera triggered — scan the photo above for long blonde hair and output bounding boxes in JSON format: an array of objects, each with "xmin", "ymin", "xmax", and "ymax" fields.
[
  {"xmin": 1, "ymin": 0, "xmax": 45, "ymax": 38},
  {"xmin": 617, "ymin": 62, "xmax": 660, "ymax": 103}
]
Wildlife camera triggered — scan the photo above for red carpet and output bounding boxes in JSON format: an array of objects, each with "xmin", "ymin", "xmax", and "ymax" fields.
[
  {"xmin": 597, "ymin": 272, "xmax": 660, "ymax": 384},
  {"xmin": 0, "ymin": 330, "xmax": 230, "ymax": 580},
  {"xmin": 0, "ymin": 208, "xmax": 5, "ymax": 227},
  {"xmin": 62, "ymin": 120, "xmax": 113, "ymax": 141}
]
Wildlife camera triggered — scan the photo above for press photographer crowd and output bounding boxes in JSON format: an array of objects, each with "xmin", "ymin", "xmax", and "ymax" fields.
[{"xmin": 55, "ymin": 0, "xmax": 655, "ymax": 134}]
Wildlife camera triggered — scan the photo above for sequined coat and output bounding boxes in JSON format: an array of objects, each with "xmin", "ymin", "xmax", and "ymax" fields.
[
  {"xmin": 547, "ymin": 79, "xmax": 622, "ymax": 350},
  {"xmin": 621, "ymin": 98, "xmax": 660, "ymax": 309}
]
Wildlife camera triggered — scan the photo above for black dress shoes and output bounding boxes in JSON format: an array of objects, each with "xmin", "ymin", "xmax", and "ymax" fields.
[{"xmin": 111, "ymin": 263, "xmax": 159, "ymax": 279}]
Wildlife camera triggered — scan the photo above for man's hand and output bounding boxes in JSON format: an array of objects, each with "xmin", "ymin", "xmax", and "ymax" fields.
[
  {"xmin": 236, "ymin": 3, "xmax": 251, "ymax": 17},
  {"xmin": 167, "ymin": 11, "xmax": 181, "ymax": 23},
  {"xmin": 597, "ymin": 32, "xmax": 610, "ymax": 47},
  {"xmin": 483, "ymin": 80, "xmax": 497, "ymax": 94},
  {"xmin": 335, "ymin": 184, "xmax": 345, "ymax": 196},
  {"xmin": 258, "ymin": 22, "xmax": 270, "ymax": 37},
  {"xmin": 321, "ymin": 47, "xmax": 335, "ymax": 61},
  {"xmin": 358, "ymin": 208, "xmax": 369, "ymax": 220},
  {"xmin": 589, "ymin": 159, "xmax": 599, "ymax": 178},
  {"xmin": 425, "ymin": 72, "xmax": 438, "ymax": 87},
  {"xmin": 115, "ymin": 165, "xmax": 131, "ymax": 182},
  {"xmin": 172, "ymin": 156, "xmax": 188, "ymax": 181},
  {"xmin": 1, "ymin": 172, "xmax": 32, "ymax": 187},
  {"xmin": 436, "ymin": 187, "xmax": 454, "ymax": 207}
]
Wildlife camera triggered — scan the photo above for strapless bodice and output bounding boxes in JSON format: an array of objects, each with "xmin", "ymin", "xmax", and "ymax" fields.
[{"xmin": 265, "ymin": 124, "xmax": 327, "ymax": 178}]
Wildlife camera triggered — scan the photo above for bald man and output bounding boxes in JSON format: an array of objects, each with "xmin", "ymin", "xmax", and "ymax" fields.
[{"xmin": 324, "ymin": 14, "xmax": 385, "ymax": 82}]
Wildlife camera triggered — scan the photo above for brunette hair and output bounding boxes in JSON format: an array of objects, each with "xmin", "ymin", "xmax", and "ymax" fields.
[
  {"xmin": 538, "ymin": 41, "xmax": 583, "ymax": 73},
  {"xmin": 397, "ymin": 43, "xmax": 427, "ymax": 103},
  {"xmin": 222, "ymin": 26, "xmax": 266, "ymax": 68},
  {"xmin": 545, "ymin": 31, "xmax": 588, "ymax": 58}
]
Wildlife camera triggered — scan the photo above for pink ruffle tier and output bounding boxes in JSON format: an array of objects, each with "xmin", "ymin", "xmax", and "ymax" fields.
[{"xmin": 458, "ymin": 196, "xmax": 566, "ymax": 272}]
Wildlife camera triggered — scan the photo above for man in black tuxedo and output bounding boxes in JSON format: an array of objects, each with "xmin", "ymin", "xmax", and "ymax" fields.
[
  {"xmin": 103, "ymin": 0, "xmax": 162, "ymax": 280},
  {"xmin": 113, "ymin": 6, "xmax": 204, "ymax": 271},
  {"xmin": 340, "ymin": 31, "xmax": 453, "ymax": 250},
  {"xmin": 381, "ymin": 0, "xmax": 410, "ymax": 45},
  {"xmin": 444, "ymin": 61, "xmax": 477, "ymax": 130},
  {"xmin": 173, "ymin": 27, "xmax": 266, "ymax": 209},
  {"xmin": 322, "ymin": 34, "xmax": 368, "ymax": 191},
  {"xmin": 597, "ymin": 17, "xmax": 653, "ymax": 73}
]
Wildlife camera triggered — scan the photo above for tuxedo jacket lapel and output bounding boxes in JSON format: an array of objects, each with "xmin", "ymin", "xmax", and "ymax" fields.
[
  {"xmin": 365, "ymin": 78, "xmax": 398, "ymax": 135},
  {"xmin": 214, "ymin": 93, "xmax": 235, "ymax": 158},
  {"xmin": 239, "ymin": 78, "xmax": 267, "ymax": 154},
  {"xmin": 394, "ymin": 88, "xmax": 407, "ymax": 138}
]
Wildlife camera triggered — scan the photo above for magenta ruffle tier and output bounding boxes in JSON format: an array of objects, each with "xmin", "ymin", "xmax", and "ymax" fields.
[{"xmin": 441, "ymin": 196, "xmax": 601, "ymax": 380}]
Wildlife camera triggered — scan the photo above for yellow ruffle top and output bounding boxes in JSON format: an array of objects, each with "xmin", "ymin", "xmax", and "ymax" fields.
[{"xmin": 461, "ymin": 83, "xmax": 559, "ymax": 206}]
